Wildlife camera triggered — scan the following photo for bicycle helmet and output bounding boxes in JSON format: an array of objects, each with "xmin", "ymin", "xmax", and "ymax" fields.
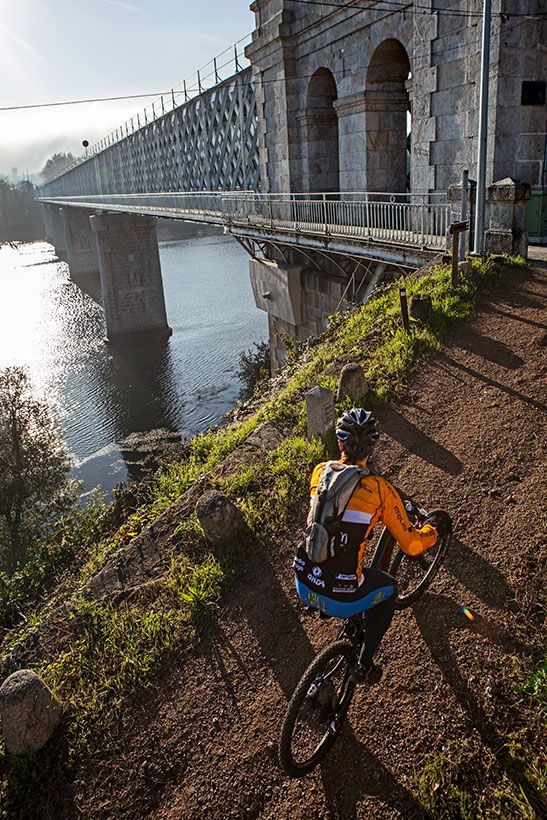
[{"xmin": 335, "ymin": 408, "xmax": 379, "ymax": 462}]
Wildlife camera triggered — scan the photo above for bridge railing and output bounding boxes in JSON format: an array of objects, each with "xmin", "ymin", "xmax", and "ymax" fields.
[{"xmin": 221, "ymin": 192, "xmax": 452, "ymax": 249}]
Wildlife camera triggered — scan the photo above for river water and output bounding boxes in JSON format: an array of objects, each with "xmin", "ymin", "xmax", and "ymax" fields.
[{"xmin": 0, "ymin": 228, "xmax": 267, "ymax": 495}]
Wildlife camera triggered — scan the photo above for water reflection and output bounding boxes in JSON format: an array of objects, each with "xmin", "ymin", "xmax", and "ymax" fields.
[{"xmin": 0, "ymin": 231, "xmax": 267, "ymax": 494}]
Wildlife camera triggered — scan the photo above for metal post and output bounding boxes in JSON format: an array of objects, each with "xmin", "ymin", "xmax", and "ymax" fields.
[
  {"xmin": 452, "ymin": 231, "xmax": 459, "ymax": 286},
  {"xmin": 171, "ymin": 89, "xmax": 176, "ymax": 109},
  {"xmin": 137, "ymin": 113, "xmax": 141, "ymax": 128},
  {"xmin": 473, "ymin": 0, "xmax": 492, "ymax": 255},
  {"xmin": 161, "ymin": 96, "xmax": 165, "ymax": 115},
  {"xmin": 459, "ymin": 169, "xmax": 469, "ymax": 260},
  {"xmin": 197, "ymin": 70, "xmax": 203, "ymax": 94},
  {"xmin": 152, "ymin": 102, "xmax": 156, "ymax": 120},
  {"xmin": 322, "ymin": 193, "xmax": 328, "ymax": 235},
  {"xmin": 399, "ymin": 287, "xmax": 411, "ymax": 332},
  {"xmin": 234, "ymin": 43, "xmax": 241, "ymax": 72},
  {"xmin": 184, "ymin": 80, "xmax": 189, "ymax": 102},
  {"xmin": 214, "ymin": 57, "xmax": 220, "ymax": 84}
]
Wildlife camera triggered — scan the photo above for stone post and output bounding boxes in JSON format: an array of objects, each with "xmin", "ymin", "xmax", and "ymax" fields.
[
  {"xmin": 305, "ymin": 386, "xmax": 335, "ymax": 441},
  {"xmin": 60, "ymin": 207, "xmax": 99, "ymax": 277},
  {"xmin": 90, "ymin": 213, "xmax": 172, "ymax": 341},
  {"xmin": 48, "ymin": 206, "xmax": 68, "ymax": 261},
  {"xmin": 485, "ymin": 177, "xmax": 531, "ymax": 258}
]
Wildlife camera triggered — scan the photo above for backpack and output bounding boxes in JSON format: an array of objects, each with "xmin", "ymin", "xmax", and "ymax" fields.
[{"xmin": 305, "ymin": 461, "xmax": 368, "ymax": 564}]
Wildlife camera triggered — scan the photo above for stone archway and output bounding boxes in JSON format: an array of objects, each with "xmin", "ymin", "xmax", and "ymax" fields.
[
  {"xmin": 365, "ymin": 39, "xmax": 411, "ymax": 193},
  {"xmin": 305, "ymin": 68, "xmax": 339, "ymax": 192}
]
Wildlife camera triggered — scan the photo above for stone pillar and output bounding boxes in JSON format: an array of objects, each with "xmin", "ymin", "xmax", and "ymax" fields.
[
  {"xmin": 334, "ymin": 93, "xmax": 367, "ymax": 192},
  {"xmin": 485, "ymin": 178, "xmax": 531, "ymax": 258},
  {"xmin": 60, "ymin": 208, "xmax": 98, "ymax": 277},
  {"xmin": 90, "ymin": 213, "xmax": 171, "ymax": 341},
  {"xmin": 49, "ymin": 206, "xmax": 67, "ymax": 261},
  {"xmin": 41, "ymin": 203, "xmax": 55, "ymax": 244},
  {"xmin": 364, "ymin": 88, "xmax": 409, "ymax": 193}
]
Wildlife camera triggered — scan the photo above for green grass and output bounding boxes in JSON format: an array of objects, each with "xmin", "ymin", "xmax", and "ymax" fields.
[{"xmin": 415, "ymin": 656, "xmax": 547, "ymax": 819}]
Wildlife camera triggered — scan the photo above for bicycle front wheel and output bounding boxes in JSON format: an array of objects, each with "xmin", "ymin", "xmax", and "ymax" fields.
[
  {"xmin": 278, "ymin": 639, "xmax": 356, "ymax": 777},
  {"xmin": 390, "ymin": 532, "xmax": 451, "ymax": 609}
]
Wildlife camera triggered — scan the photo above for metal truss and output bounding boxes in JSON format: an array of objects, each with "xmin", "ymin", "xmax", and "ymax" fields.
[{"xmin": 39, "ymin": 68, "xmax": 259, "ymax": 198}]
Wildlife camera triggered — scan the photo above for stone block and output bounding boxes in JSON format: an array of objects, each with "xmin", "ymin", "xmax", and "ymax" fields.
[
  {"xmin": 0, "ymin": 670, "xmax": 62, "ymax": 755},
  {"xmin": 250, "ymin": 259, "xmax": 303, "ymax": 325},
  {"xmin": 409, "ymin": 294, "xmax": 432, "ymax": 322},
  {"xmin": 305, "ymin": 386, "xmax": 335, "ymax": 441},
  {"xmin": 336, "ymin": 363, "xmax": 369, "ymax": 403}
]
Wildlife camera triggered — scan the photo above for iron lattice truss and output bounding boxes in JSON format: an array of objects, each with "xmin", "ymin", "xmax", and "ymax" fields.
[{"xmin": 39, "ymin": 68, "xmax": 259, "ymax": 197}]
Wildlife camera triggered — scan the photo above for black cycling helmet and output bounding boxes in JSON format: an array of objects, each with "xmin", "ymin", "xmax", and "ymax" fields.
[{"xmin": 335, "ymin": 408, "xmax": 379, "ymax": 462}]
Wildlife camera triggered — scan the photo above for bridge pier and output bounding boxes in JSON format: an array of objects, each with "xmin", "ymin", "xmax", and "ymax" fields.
[
  {"xmin": 90, "ymin": 212, "xmax": 171, "ymax": 342},
  {"xmin": 60, "ymin": 208, "xmax": 99, "ymax": 277},
  {"xmin": 41, "ymin": 204, "xmax": 55, "ymax": 245},
  {"xmin": 46, "ymin": 205, "xmax": 68, "ymax": 261}
]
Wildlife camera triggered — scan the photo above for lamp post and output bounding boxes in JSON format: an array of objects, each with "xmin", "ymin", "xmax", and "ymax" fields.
[{"xmin": 472, "ymin": 0, "xmax": 492, "ymax": 255}]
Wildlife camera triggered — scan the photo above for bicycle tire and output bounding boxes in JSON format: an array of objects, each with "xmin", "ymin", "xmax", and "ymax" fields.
[
  {"xmin": 278, "ymin": 639, "xmax": 356, "ymax": 777},
  {"xmin": 391, "ymin": 532, "xmax": 451, "ymax": 609}
]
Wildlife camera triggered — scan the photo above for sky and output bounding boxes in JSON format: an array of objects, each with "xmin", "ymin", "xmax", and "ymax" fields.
[{"xmin": 0, "ymin": 0, "xmax": 254, "ymax": 178}]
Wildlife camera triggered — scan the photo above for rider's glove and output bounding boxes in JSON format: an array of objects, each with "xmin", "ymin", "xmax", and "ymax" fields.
[{"xmin": 424, "ymin": 509, "xmax": 452, "ymax": 541}]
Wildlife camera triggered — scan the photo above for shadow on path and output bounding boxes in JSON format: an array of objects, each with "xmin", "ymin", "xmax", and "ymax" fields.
[
  {"xmin": 413, "ymin": 593, "xmax": 546, "ymax": 817},
  {"xmin": 446, "ymin": 537, "xmax": 514, "ymax": 611},
  {"xmin": 451, "ymin": 328, "xmax": 524, "ymax": 369},
  {"xmin": 381, "ymin": 408, "xmax": 463, "ymax": 476},
  {"xmin": 482, "ymin": 303, "xmax": 547, "ymax": 331},
  {"xmin": 320, "ymin": 724, "xmax": 432, "ymax": 820},
  {"xmin": 438, "ymin": 354, "xmax": 547, "ymax": 412}
]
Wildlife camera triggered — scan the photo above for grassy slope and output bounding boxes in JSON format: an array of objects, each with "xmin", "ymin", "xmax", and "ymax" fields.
[{"xmin": 1, "ymin": 254, "xmax": 544, "ymax": 817}]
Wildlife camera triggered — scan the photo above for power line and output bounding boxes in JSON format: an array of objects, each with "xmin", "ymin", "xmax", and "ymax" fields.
[
  {"xmin": 2, "ymin": 10, "xmax": 534, "ymax": 117},
  {"xmin": 0, "ymin": 91, "xmax": 173, "ymax": 113},
  {"xmin": 291, "ymin": 0, "xmax": 547, "ymax": 19}
]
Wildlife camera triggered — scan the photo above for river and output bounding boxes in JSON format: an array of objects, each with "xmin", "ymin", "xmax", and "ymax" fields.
[{"xmin": 0, "ymin": 226, "xmax": 267, "ymax": 495}]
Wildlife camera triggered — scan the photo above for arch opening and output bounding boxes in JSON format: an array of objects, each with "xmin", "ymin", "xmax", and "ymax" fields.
[
  {"xmin": 305, "ymin": 68, "xmax": 339, "ymax": 193},
  {"xmin": 366, "ymin": 39, "xmax": 411, "ymax": 193}
]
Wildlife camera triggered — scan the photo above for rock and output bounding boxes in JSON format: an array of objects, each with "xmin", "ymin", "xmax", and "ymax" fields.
[
  {"xmin": 409, "ymin": 294, "xmax": 432, "ymax": 322},
  {"xmin": 0, "ymin": 670, "xmax": 62, "ymax": 755},
  {"xmin": 246, "ymin": 420, "xmax": 285, "ymax": 450},
  {"xmin": 195, "ymin": 490, "xmax": 245, "ymax": 546},
  {"xmin": 305, "ymin": 386, "xmax": 335, "ymax": 440},
  {"xmin": 336, "ymin": 363, "xmax": 368, "ymax": 403}
]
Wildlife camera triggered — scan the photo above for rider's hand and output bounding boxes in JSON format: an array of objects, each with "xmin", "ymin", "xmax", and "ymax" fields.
[{"xmin": 424, "ymin": 509, "xmax": 452, "ymax": 541}]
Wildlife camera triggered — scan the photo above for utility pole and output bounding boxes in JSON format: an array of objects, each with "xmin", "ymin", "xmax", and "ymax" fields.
[{"xmin": 473, "ymin": 0, "xmax": 492, "ymax": 255}]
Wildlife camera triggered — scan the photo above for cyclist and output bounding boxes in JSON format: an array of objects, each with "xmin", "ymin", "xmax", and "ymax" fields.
[{"xmin": 294, "ymin": 408, "xmax": 451, "ymax": 683}]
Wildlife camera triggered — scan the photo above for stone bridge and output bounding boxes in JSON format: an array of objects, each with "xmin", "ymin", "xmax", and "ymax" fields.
[{"xmin": 37, "ymin": 1, "xmax": 543, "ymax": 366}]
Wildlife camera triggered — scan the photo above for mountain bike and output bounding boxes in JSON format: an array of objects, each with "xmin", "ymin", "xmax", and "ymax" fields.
[{"xmin": 278, "ymin": 498, "xmax": 452, "ymax": 777}]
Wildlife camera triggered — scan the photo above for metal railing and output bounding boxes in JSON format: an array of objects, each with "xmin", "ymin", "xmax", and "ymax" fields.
[
  {"xmin": 221, "ymin": 192, "xmax": 452, "ymax": 249},
  {"xmin": 39, "ymin": 190, "xmax": 453, "ymax": 250}
]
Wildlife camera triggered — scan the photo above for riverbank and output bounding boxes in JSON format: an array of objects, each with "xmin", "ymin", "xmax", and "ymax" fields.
[{"xmin": 0, "ymin": 255, "xmax": 545, "ymax": 818}]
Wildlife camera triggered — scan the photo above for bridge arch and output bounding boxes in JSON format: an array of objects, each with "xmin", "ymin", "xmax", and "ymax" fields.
[
  {"xmin": 365, "ymin": 38, "xmax": 411, "ymax": 193},
  {"xmin": 305, "ymin": 67, "xmax": 339, "ymax": 193}
]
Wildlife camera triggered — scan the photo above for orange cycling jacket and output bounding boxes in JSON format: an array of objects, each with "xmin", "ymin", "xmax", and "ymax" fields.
[{"xmin": 309, "ymin": 456, "xmax": 439, "ymax": 581}]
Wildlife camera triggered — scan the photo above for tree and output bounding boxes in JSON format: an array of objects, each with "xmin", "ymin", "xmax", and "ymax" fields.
[
  {"xmin": 41, "ymin": 152, "xmax": 75, "ymax": 181},
  {"xmin": 0, "ymin": 367, "xmax": 74, "ymax": 573},
  {"xmin": 236, "ymin": 341, "xmax": 271, "ymax": 400}
]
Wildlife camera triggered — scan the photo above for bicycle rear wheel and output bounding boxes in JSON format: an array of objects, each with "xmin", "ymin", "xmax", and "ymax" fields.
[
  {"xmin": 278, "ymin": 639, "xmax": 356, "ymax": 777},
  {"xmin": 390, "ymin": 532, "xmax": 451, "ymax": 609}
]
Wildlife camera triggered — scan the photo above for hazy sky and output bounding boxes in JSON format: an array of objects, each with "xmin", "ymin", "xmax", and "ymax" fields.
[{"xmin": 0, "ymin": 0, "xmax": 254, "ymax": 177}]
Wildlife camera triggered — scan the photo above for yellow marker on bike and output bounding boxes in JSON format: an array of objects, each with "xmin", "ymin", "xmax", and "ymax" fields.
[{"xmin": 459, "ymin": 605, "xmax": 475, "ymax": 622}]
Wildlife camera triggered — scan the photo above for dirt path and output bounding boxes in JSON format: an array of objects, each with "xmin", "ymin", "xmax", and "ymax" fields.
[{"xmin": 68, "ymin": 264, "xmax": 546, "ymax": 819}]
